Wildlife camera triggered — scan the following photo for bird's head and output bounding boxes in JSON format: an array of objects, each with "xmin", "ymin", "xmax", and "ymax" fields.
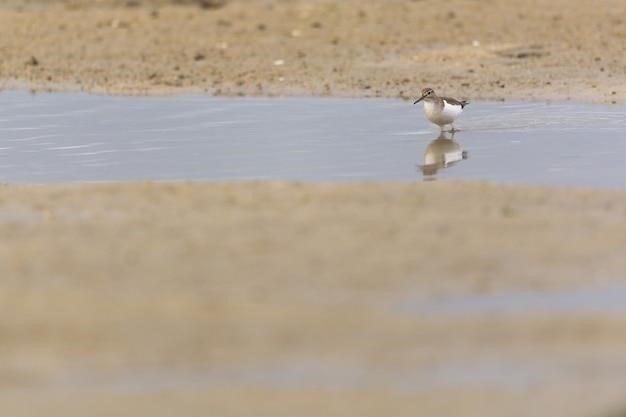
[{"xmin": 413, "ymin": 87, "xmax": 435, "ymax": 104}]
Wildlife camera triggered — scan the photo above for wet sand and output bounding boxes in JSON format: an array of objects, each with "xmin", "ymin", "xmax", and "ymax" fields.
[{"xmin": 1, "ymin": 1, "xmax": 626, "ymax": 416}]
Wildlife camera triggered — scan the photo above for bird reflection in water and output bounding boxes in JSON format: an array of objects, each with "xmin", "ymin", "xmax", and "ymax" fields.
[{"xmin": 419, "ymin": 131, "xmax": 468, "ymax": 179}]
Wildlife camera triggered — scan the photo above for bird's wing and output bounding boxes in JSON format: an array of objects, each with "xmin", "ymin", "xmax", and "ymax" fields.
[{"xmin": 442, "ymin": 97, "xmax": 469, "ymax": 108}]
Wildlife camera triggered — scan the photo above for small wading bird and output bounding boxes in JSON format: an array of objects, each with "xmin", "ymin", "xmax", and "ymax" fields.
[{"xmin": 414, "ymin": 87, "xmax": 469, "ymax": 132}]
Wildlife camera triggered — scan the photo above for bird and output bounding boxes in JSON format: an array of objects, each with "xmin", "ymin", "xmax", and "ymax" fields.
[{"xmin": 413, "ymin": 87, "xmax": 469, "ymax": 131}]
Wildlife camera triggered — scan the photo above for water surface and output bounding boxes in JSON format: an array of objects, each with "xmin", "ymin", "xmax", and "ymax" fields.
[{"xmin": 0, "ymin": 90, "xmax": 624, "ymax": 186}]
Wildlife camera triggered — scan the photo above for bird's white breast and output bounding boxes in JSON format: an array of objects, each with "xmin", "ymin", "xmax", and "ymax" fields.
[{"xmin": 423, "ymin": 100, "xmax": 463, "ymax": 126}]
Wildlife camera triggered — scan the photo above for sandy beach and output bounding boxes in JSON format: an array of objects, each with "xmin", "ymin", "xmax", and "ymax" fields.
[
  {"xmin": 0, "ymin": 0, "xmax": 625, "ymax": 102},
  {"xmin": 1, "ymin": 1, "xmax": 626, "ymax": 416}
]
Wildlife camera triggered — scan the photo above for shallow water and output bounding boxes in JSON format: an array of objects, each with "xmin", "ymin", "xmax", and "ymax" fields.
[
  {"xmin": 399, "ymin": 285, "xmax": 626, "ymax": 316},
  {"xmin": 52, "ymin": 355, "xmax": 626, "ymax": 393},
  {"xmin": 1, "ymin": 90, "xmax": 625, "ymax": 186}
]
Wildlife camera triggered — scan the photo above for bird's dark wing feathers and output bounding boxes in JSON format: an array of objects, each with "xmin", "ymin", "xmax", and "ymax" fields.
[{"xmin": 442, "ymin": 97, "xmax": 469, "ymax": 108}]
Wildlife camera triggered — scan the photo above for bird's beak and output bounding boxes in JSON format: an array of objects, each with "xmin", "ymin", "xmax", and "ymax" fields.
[{"xmin": 413, "ymin": 96, "xmax": 424, "ymax": 104}]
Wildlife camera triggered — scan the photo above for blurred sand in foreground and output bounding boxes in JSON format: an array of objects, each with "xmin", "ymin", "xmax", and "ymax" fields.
[{"xmin": 1, "ymin": 182, "xmax": 626, "ymax": 417}]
